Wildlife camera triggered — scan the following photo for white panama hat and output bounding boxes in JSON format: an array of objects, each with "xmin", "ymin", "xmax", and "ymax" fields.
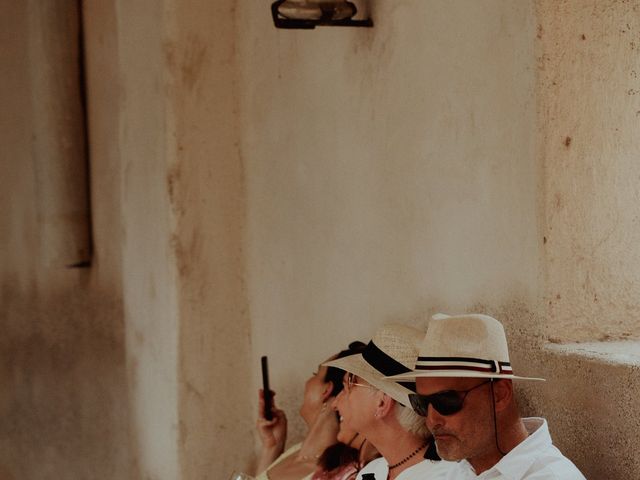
[
  {"xmin": 323, "ymin": 324, "xmax": 425, "ymax": 406},
  {"xmin": 389, "ymin": 314, "xmax": 544, "ymax": 382}
]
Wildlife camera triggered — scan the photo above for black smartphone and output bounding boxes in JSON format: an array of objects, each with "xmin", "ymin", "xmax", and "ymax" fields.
[{"xmin": 261, "ymin": 355, "xmax": 273, "ymax": 421}]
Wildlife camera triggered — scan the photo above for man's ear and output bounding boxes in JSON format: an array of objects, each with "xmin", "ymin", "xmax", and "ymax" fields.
[
  {"xmin": 492, "ymin": 379, "xmax": 513, "ymax": 413},
  {"xmin": 375, "ymin": 392, "xmax": 395, "ymax": 419}
]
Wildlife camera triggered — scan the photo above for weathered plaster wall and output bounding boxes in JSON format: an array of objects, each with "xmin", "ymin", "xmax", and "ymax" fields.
[
  {"xmin": 517, "ymin": 341, "xmax": 640, "ymax": 478},
  {"xmin": 3, "ymin": 0, "xmax": 640, "ymax": 479},
  {"xmin": 538, "ymin": 0, "xmax": 640, "ymax": 342},
  {"xmin": 166, "ymin": 1, "xmax": 254, "ymax": 477},
  {"xmin": 27, "ymin": 0, "xmax": 91, "ymax": 268},
  {"xmin": 104, "ymin": 1, "xmax": 183, "ymax": 478},
  {"xmin": 3, "ymin": 0, "xmax": 253, "ymax": 477},
  {"xmin": 523, "ymin": 1, "xmax": 640, "ymax": 476},
  {"xmin": 239, "ymin": 2, "xmax": 640, "ymax": 478},
  {"xmin": 239, "ymin": 0, "xmax": 541, "ymax": 445},
  {"xmin": 0, "ymin": 1, "xmax": 131, "ymax": 478},
  {"xmin": 86, "ymin": 0, "xmax": 253, "ymax": 477}
]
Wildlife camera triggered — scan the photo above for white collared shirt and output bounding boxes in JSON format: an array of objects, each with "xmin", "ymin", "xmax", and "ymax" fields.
[
  {"xmin": 356, "ymin": 456, "xmax": 454, "ymax": 479},
  {"xmin": 444, "ymin": 418, "xmax": 586, "ymax": 479}
]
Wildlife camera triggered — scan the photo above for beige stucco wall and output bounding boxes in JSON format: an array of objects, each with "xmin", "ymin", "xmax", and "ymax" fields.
[
  {"xmin": 239, "ymin": 0, "xmax": 541, "ymax": 444},
  {"xmin": 83, "ymin": 0, "xmax": 254, "ymax": 478},
  {"xmin": 240, "ymin": 1, "xmax": 640, "ymax": 478},
  {"xmin": 166, "ymin": 1, "xmax": 254, "ymax": 478},
  {"xmin": 2, "ymin": 0, "xmax": 640, "ymax": 479},
  {"xmin": 526, "ymin": 1, "xmax": 640, "ymax": 476},
  {"xmin": 0, "ymin": 1, "xmax": 131, "ymax": 478},
  {"xmin": 537, "ymin": 0, "xmax": 640, "ymax": 342},
  {"xmin": 110, "ymin": 1, "xmax": 181, "ymax": 478},
  {"xmin": 527, "ymin": 342, "xmax": 640, "ymax": 478},
  {"xmin": 2, "ymin": 0, "xmax": 253, "ymax": 477},
  {"xmin": 27, "ymin": 0, "xmax": 92, "ymax": 268}
]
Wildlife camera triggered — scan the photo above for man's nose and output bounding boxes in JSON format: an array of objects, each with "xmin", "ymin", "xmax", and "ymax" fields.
[{"xmin": 426, "ymin": 404, "xmax": 444, "ymax": 430}]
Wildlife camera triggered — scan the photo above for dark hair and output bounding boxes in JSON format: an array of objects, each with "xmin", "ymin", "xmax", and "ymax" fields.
[
  {"xmin": 318, "ymin": 441, "xmax": 359, "ymax": 473},
  {"xmin": 323, "ymin": 341, "xmax": 367, "ymax": 397}
]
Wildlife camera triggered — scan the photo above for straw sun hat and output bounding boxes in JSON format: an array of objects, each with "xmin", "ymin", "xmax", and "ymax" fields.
[
  {"xmin": 324, "ymin": 324, "xmax": 425, "ymax": 406},
  {"xmin": 389, "ymin": 313, "xmax": 544, "ymax": 382}
]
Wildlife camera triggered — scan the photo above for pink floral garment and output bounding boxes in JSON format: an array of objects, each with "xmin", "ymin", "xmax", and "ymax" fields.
[{"xmin": 311, "ymin": 463, "xmax": 359, "ymax": 480}]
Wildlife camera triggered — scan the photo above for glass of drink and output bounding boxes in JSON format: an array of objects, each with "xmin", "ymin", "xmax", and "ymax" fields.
[{"xmin": 228, "ymin": 472, "xmax": 254, "ymax": 480}]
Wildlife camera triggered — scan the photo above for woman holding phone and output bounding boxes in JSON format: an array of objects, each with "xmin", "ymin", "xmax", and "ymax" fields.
[{"xmin": 255, "ymin": 342, "xmax": 372, "ymax": 480}]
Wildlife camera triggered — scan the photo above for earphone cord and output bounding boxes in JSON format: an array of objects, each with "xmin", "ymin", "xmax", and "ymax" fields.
[{"xmin": 490, "ymin": 379, "xmax": 508, "ymax": 456}]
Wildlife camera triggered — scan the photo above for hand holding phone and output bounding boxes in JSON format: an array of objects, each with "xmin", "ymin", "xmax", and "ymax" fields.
[
  {"xmin": 261, "ymin": 356, "xmax": 273, "ymax": 421},
  {"xmin": 256, "ymin": 357, "xmax": 287, "ymax": 459}
]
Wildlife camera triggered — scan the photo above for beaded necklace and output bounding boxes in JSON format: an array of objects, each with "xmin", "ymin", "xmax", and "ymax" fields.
[{"xmin": 387, "ymin": 441, "xmax": 428, "ymax": 470}]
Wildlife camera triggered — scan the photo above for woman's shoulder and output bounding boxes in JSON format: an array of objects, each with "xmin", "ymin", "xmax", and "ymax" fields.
[
  {"xmin": 256, "ymin": 442, "xmax": 304, "ymax": 479},
  {"xmin": 280, "ymin": 442, "xmax": 303, "ymax": 459}
]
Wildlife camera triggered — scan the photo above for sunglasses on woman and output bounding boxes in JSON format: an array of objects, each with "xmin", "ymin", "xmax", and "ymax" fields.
[{"xmin": 408, "ymin": 380, "xmax": 492, "ymax": 416}]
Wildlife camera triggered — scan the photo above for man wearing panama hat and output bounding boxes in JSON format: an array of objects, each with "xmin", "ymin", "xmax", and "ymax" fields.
[
  {"xmin": 390, "ymin": 314, "xmax": 585, "ymax": 479},
  {"xmin": 325, "ymin": 324, "xmax": 454, "ymax": 479}
]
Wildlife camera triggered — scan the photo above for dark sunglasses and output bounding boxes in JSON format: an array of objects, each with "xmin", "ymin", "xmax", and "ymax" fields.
[{"xmin": 408, "ymin": 380, "xmax": 492, "ymax": 416}]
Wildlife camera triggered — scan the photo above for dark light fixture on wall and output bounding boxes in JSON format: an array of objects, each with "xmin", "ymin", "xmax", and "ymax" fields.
[{"xmin": 271, "ymin": 0, "xmax": 373, "ymax": 29}]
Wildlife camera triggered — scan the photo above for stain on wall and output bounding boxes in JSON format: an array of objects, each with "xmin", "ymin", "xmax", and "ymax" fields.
[
  {"xmin": 167, "ymin": 2, "xmax": 254, "ymax": 477},
  {"xmin": 0, "ymin": 285, "xmax": 130, "ymax": 479}
]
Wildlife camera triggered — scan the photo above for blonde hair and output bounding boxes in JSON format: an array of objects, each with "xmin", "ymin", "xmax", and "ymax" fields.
[{"xmin": 394, "ymin": 402, "xmax": 429, "ymax": 437}]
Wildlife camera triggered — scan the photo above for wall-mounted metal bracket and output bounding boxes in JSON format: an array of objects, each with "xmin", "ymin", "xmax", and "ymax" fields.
[{"xmin": 271, "ymin": 1, "xmax": 373, "ymax": 29}]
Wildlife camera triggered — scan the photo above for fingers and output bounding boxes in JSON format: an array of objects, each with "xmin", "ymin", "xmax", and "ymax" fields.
[
  {"xmin": 258, "ymin": 389, "xmax": 277, "ymax": 419},
  {"xmin": 273, "ymin": 408, "xmax": 286, "ymax": 420},
  {"xmin": 258, "ymin": 393, "xmax": 265, "ymax": 418},
  {"xmin": 258, "ymin": 408, "xmax": 285, "ymax": 425},
  {"xmin": 259, "ymin": 389, "xmax": 277, "ymax": 399},
  {"xmin": 257, "ymin": 416, "xmax": 278, "ymax": 428},
  {"xmin": 256, "ymin": 410, "xmax": 286, "ymax": 430}
]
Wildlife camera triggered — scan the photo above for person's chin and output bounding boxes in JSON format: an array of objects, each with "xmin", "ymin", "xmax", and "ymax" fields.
[
  {"xmin": 336, "ymin": 420, "xmax": 354, "ymax": 444},
  {"xmin": 336, "ymin": 426, "xmax": 350, "ymax": 444},
  {"xmin": 434, "ymin": 435, "xmax": 462, "ymax": 460}
]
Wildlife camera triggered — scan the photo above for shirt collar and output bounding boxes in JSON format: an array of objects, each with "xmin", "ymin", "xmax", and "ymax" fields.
[{"xmin": 458, "ymin": 417, "xmax": 550, "ymax": 479}]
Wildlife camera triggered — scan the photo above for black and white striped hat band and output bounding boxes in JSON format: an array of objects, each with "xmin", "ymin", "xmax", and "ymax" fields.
[{"xmin": 415, "ymin": 356, "xmax": 513, "ymax": 375}]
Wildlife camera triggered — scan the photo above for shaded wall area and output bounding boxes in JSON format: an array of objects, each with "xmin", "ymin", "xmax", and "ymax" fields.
[
  {"xmin": 0, "ymin": 1, "xmax": 131, "ymax": 478},
  {"xmin": 2, "ymin": 0, "xmax": 254, "ymax": 477}
]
